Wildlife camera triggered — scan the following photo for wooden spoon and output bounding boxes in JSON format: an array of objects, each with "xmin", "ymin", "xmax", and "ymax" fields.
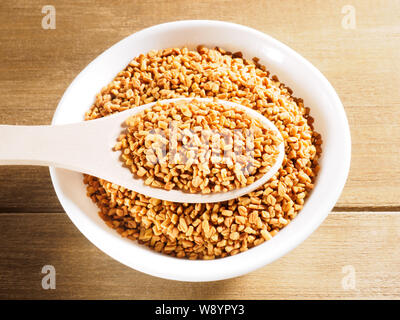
[{"xmin": 0, "ymin": 98, "xmax": 284, "ymax": 203}]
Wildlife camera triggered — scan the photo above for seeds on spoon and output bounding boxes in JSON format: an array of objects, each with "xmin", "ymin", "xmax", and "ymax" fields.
[{"xmin": 114, "ymin": 99, "xmax": 282, "ymax": 194}]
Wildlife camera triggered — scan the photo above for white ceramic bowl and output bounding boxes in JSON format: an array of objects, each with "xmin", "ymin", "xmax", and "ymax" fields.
[{"xmin": 50, "ymin": 20, "xmax": 351, "ymax": 282}]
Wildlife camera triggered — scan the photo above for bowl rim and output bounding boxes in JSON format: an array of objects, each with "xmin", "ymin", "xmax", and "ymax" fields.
[{"xmin": 49, "ymin": 19, "xmax": 351, "ymax": 282}]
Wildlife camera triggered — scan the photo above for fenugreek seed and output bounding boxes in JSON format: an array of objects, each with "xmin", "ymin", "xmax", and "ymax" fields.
[
  {"xmin": 244, "ymin": 226, "xmax": 256, "ymax": 234},
  {"xmin": 171, "ymin": 214, "xmax": 178, "ymax": 225},
  {"xmin": 158, "ymin": 120, "xmax": 168, "ymax": 129},
  {"xmin": 266, "ymin": 194, "xmax": 276, "ymax": 206},
  {"xmin": 225, "ymin": 245, "xmax": 234, "ymax": 253},
  {"xmin": 126, "ymin": 89, "xmax": 133, "ymax": 99},
  {"xmin": 238, "ymin": 206, "xmax": 248, "ymax": 216},
  {"xmin": 235, "ymin": 215, "xmax": 246, "ymax": 225},
  {"xmin": 230, "ymin": 232, "xmax": 240, "ymax": 240},
  {"xmin": 253, "ymin": 238, "xmax": 265, "ymax": 246},
  {"xmin": 202, "ymin": 219, "xmax": 210, "ymax": 234},
  {"xmin": 182, "ymin": 240, "xmax": 194, "ymax": 248},
  {"xmin": 260, "ymin": 229, "xmax": 273, "ymax": 241},
  {"xmin": 222, "ymin": 210, "xmax": 233, "ymax": 217},
  {"xmin": 179, "ymin": 217, "xmax": 188, "ymax": 232},
  {"xmin": 116, "ymin": 99, "xmax": 281, "ymax": 195},
  {"xmin": 144, "ymin": 176, "xmax": 154, "ymax": 185},
  {"xmin": 192, "ymin": 176, "xmax": 203, "ymax": 188}
]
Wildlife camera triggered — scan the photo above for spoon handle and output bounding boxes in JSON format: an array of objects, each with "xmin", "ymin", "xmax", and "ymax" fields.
[{"xmin": 0, "ymin": 123, "xmax": 107, "ymax": 173}]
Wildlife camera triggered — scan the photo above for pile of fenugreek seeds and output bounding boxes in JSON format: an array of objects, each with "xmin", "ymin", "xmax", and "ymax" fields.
[
  {"xmin": 114, "ymin": 99, "xmax": 282, "ymax": 194},
  {"xmin": 84, "ymin": 46, "xmax": 322, "ymax": 259}
]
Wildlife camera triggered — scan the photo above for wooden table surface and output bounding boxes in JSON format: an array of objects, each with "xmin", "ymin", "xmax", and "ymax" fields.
[{"xmin": 0, "ymin": 0, "xmax": 399, "ymax": 299}]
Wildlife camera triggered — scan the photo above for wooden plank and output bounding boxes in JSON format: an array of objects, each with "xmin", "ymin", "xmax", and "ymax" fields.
[
  {"xmin": 0, "ymin": 166, "xmax": 62, "ymax": 213},
  {"xmin": 0, "ymin": 212, "xmax": 399, "ymax": 299},
  {"xmin": 0, "ymin": 0, "xmax": 399, "ymax": 210}
]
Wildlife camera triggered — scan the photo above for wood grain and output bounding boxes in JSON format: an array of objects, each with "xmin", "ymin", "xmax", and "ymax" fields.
[
  {"xmin": 0, "ymin": 0, "xmax": 399, "ymax": 211},
  {"xmin": 0, "ymin": 212, "xmax": 399, "ymax": 299},
  {"xmin": 0, "ymin": 166, "xmax": 62, "ymax": 213}
]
